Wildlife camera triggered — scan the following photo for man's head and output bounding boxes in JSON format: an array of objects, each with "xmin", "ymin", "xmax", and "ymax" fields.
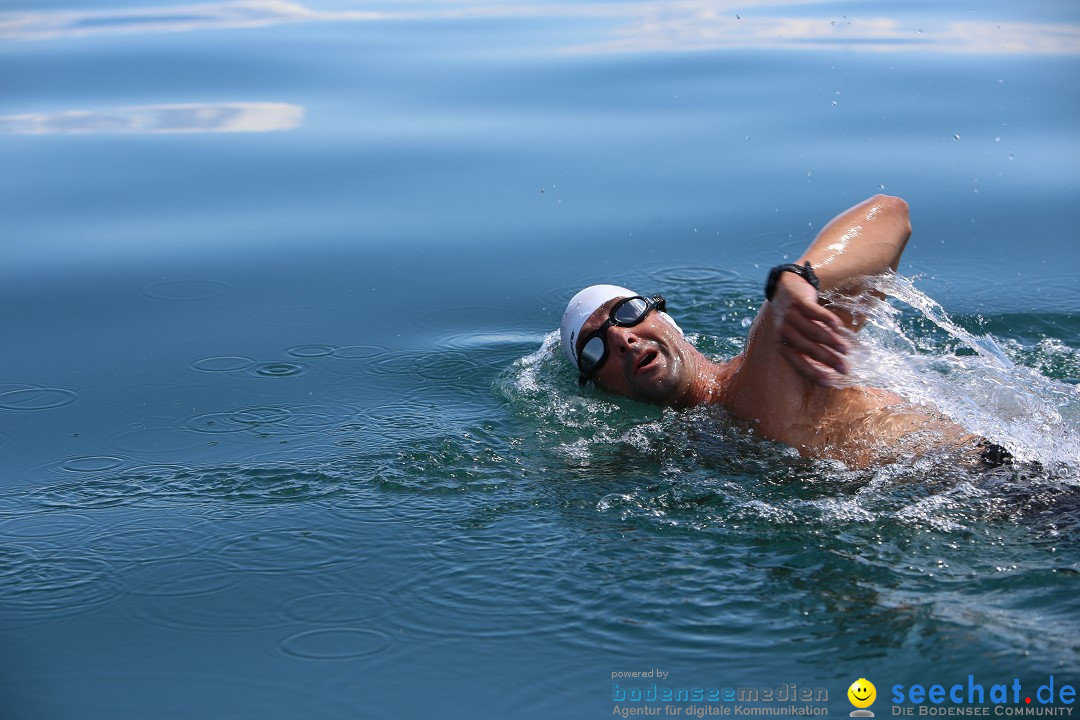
[{"xmin": 560, "ymin": 284, "xmax": 698, "ymax": 406}]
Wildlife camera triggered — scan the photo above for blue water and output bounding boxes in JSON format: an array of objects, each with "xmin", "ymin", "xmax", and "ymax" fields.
[{"xmin": 2, "ymin": 1, "xmax": 1079, "ymax": 718}]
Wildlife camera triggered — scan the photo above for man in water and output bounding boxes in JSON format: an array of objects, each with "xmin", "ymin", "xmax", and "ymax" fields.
[{"xmin": 561, "ymin": 195, "xmax": 1005, "ymax": 469}]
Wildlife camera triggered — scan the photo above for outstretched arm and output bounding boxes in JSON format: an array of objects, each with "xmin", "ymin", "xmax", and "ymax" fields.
[{"xmin": 770, "ymin": 194, "xmax": 911, "ymax": 385}]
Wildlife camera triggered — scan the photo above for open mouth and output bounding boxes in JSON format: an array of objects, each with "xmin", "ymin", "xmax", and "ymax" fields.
[{"xmin": 635, "ymin": 350, "xmax": 658, "ymax": 375}]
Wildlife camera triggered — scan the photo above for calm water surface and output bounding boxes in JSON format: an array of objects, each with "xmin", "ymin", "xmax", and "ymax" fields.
[{"xmin": 1, "ymin": 1, "xmax": 1079, "ymax": 718}]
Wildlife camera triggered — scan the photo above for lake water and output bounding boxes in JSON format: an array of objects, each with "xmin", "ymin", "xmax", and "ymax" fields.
[{"xmin": 1, "ymin": 1, "xmax": 1078, "ymax": 718}]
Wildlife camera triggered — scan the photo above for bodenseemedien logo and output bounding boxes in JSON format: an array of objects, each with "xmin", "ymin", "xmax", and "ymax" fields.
[{"xmin": 849, "ymin": 678, "xmax": 877, "ymax": 717}]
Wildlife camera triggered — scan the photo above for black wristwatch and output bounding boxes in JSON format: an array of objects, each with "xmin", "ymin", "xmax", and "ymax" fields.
[{"xmin": 765, "ymin": 261, "xmax": 820, "ymax": 301}]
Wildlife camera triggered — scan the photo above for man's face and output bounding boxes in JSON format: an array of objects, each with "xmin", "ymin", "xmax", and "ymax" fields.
[{"xmin": 576, "ymin": 297, "xmax": 693, "ymax": 406}]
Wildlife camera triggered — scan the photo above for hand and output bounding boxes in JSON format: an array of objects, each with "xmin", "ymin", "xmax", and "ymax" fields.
[{"xmin": 770, "ymin": 272, "xmax": 852, "ymax": 386}]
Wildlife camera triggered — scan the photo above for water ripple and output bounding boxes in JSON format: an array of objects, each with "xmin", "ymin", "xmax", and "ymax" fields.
[
  {"xmin": 651, "ymin": 265, "xmax": 743, "ymax": 285},
  {"xmin": 86, "ymin": 520, "xmax": 218, "ymax": 564},
  {"xmin": 187, "ymin": 406, "xmax": 292, "ymax": 434},
  {"xmin": 370, "ymin": 432, "xmax": 521, "ymax": 494},
  {"xmin": 215, "ymin": 527, "xmax": 368, "ymax": 574},
  {"xmin": 60, "ymin": 455, "xmax": 127, "ymax": 472},
  {"xmin": 278, "ymin": 627, "xmax": 392, "ymax": 661},
  {"xmin": 384, "ymin": 562, "xmax": 577, "ymax": 640},
  {"xmin": 122, "ymin": 557, "xmax": 241, "ymax": 597},
  {"xmin": 366, "ymin": 351, "xmax": 419, "ymax": 376},
  {"xmin": 125, "ymin": 574, "xmax": 297, "ymax": 632},
  {"xmin": 26, "ymin": 464, "xmax": 346, "ymax": 509},
  {"xmin": 247, "ymin": 361, "xmax": 308, "ymax": 378},
  {"xmin": 0, "ymin": 512, "xmax": 97, "ymax": 539},
  {"xmin": 284, "ymin": 344, "xmax": 337, "ymax": 358},
  {"xmin": 0, "ymin": 387, "xmax": 79, "ymax": 411},
  {"xmin": 329, "ymin": 344, "xmax": 386, "ymax": 360},
  {"xmin": 110, "ymin": 426, "xmax": 211, "ymax": 455},
  {"xmin": 191, "ymin": 355, "xmax": 255, "ymax": 372},
  {"xmin": 141, "ymin": 279, "xmax": 233, "ymax": 301},
  {"xmin": 0, "ymin": 545, "xmax": 121, "ymax": 623}
]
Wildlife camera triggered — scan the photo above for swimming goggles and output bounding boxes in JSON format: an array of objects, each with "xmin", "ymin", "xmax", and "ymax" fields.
[{"xmin": 577, "ymin": 294, "xmax": 666, "ymax": 385}]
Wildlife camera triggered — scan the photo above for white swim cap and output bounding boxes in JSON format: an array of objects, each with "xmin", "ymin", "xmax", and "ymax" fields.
[{"xmin": 560, "ymin": 284, "xmax": 683, "ymax": 369}]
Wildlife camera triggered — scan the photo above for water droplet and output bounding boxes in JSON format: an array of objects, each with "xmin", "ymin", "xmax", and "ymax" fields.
[
  {"xmin": 879, "ymin": 184, "xmax": 886, "ymax": 190},
  {"xmin": 736, "ymin": 14, "xmax": 741, "ymax": 19},
  {"xmin": 995, "ymin": 136, "xmax": 1001, "ymax": 142},
  {"xmin": 953, "ymin": 134, "xmax": 961, "ymax": 140}
]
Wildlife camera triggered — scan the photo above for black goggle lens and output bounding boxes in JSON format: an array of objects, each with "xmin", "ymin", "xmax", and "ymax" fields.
[
  {"xmin": 612, "ymin": 297, "xmax": 650, "ymax": 324},
  {"xmin": 580, "ymin": 336, "xmax": 606, "ymax": 371}
]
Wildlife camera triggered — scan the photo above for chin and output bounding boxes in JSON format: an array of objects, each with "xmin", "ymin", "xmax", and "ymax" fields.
[{"xmin": 633, "ymin": 378, "xmax": 680, "ymax": 406}]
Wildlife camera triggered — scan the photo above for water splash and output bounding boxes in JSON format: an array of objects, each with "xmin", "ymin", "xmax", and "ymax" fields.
[
  {"xmin": 497, "ymin": 277, "xmax": 1079, "ymax": 538},
  {"xmin": 838, "ymin": 274, "xmax": 1080, "ymax": 468}
]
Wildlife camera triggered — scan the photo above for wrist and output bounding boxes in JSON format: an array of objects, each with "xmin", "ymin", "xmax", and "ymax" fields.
[{"xmin": 765, "ymin": 261, "xmax": 820, "ymax": 301}]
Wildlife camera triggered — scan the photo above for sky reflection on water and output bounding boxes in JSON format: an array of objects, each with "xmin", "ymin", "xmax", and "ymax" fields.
[
  {"xmin": 0, "ymin": 102, "xmax": 303, "ymax": 134},
  {"xmin": 1, "ymin": 0, "xmax": 1078, "ymax": 717},
  {"xmin": 4, "ymin": 0, "xmax": 1079, "ymax": 56}
]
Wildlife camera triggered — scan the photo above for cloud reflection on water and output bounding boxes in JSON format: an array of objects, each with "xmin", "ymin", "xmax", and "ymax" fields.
[
  {"xmin": 0, "ymin": 102, "xmax": 304, "ymax": 134},
  {"xmin": 566, "ymin": 12, "xmax": 1080, "ymax": 55},
  {"xmin": 2, "ymin": 0, "xmax": 1078, "ymax": 55}
]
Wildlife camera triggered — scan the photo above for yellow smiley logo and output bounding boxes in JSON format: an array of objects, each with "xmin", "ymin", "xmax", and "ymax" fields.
[{"xmin": 848, "ymin": 678, "xmax": 877, "ymax": 709}]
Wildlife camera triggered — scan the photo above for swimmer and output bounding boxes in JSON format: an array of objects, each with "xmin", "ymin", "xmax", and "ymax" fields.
[{"xmin": 561, "ymin": 195, "xmax": 1010, "ymax": 469}]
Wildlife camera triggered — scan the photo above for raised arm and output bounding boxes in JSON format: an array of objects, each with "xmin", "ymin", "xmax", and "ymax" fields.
[
  {"xmin": 769, "ymin": 195, "xmax": 912, "ymax": 385},
  {"xmin": 795, "ymin": 194, "xmax": 911, "ymax": 292}
]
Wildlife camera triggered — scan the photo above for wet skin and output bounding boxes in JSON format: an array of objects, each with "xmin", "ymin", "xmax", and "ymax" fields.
[
  {"xmin": 575, "ymin": 299, "xmax": 728, "ymax": 408},
  {"xmin": 577, "ymin": 298, "xmax": 976, "ymax": 468},
  {"xmin": 573, "ymin": 196, "xmax": 983, "ymax": 468}
]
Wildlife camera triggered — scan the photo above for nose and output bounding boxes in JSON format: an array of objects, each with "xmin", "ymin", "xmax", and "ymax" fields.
[{"xmin": 608, "ymin": 326, "xmax": 640, "ymax": 354}]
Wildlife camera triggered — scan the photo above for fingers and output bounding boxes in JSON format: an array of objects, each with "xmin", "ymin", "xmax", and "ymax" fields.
[
  {"xmin": 779, "ymin": 345, "xmax": 844, "ymax": 387},
  {"xmin": 780, "ymin": 348, "xmax": 836, "ymax": 387},
  {"xmin": 783, "ymin": 306, "xmax": 851, "ymax": 357},
  {"xmin": 777, "ymin": 309, "xmax": 852, "ymax": 385},
  {"xmin": 797, "ymin": 298, "xmax": 846, "ymax": 333},
  {"xmin": 771, "ymin": 275, "xmax": 854, "ymax": 385},
  {"xmin": 780, "ymin": 330, "xmax": 849, "ymax": 378}
]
